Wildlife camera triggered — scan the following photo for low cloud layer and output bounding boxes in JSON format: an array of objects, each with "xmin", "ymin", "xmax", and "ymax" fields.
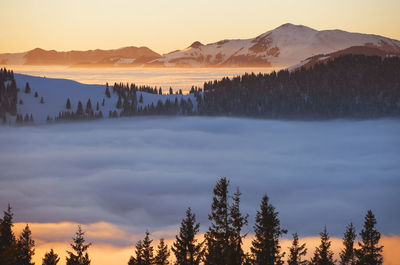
[{"xmin": 1, "ymin": 117, "xmax": 399, "ymax": 238}]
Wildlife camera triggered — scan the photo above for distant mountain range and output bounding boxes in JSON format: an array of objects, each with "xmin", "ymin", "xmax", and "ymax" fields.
[{"xmin": 1, "ymin": 23, "xmax": 400, "ymax": 68}]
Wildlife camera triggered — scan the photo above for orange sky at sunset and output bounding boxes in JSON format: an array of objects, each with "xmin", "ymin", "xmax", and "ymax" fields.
[
  {"xmin": 1, "ymin": 0, "xmax": 400, "ymax": 54},
  {"xmin": 14, "ymin": 222, "xmax": 400, "ymax": 265}
]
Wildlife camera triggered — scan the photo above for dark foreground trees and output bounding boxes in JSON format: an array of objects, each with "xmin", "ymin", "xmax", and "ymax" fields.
[
  {"xmin": 250, "ymin": 194, "xmax": 287, "ymax": 265},
  {"xmin": 0, "ymin": 179, "xmax": 386, "ymax": 265},
  {"xmin": 355, "ymin": 210, "xmax": 383, "ymax": 265},
  {"xmin": 171, "ymin": 208, "xmax": 204, "ymax": 265},
  {"xmin": 287, "ymin": 233, "xmax": 307, "ymax": 265},
  {"xmin": 66, "ymin": 225, "xmax": 91, "ymax": 265}
]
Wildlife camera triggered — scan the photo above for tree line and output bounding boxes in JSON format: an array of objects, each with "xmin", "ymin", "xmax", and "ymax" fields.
[
  {"xmin": 0, "ymin": 178, "xmax": 384, "ymax": 265},
  {"xmin": 2, "ymin": 54, "xmax": 400, "ymax": 124},
  {"xmin": 198, "ymin": 55, "xmax": 400, "ymax": 119}
]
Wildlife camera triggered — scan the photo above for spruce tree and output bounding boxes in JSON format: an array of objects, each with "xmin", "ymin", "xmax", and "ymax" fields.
[
  {"xmin": 40, "ymin": 97, "xmax": 44, "ymax": 104},
  {"xmin": 340, "ymin": 223, "xmax": 356, "ymax": 265},
  {"xmin": 66, "ymin": 225, "xmax": 91, "ymax": 265},
  {"xmin": 16, "ymin": 224, "xmax": 35, "ymax": 265},
  {"xmin": 42, "ymin": 249, "xmax": 60, "ymax": 265},
  {"xmin": 287, "ymin": 233, "xmax": 307, "ymax": 265},
  {"xmin": 86, "ymin": 99, "xmax": 92, "ymax": 113},
  {"xmin": 154, "ymin": 238, "xmax": 170, "ymax": 265},
  {"xmin": 24, "ymin": 82, "xmax": 31, "ymax": 94},
  {"xmin": 204, "ymin": 177, "xmax": 232, "ymax": 265},
  {"xmin": 105, "ymin": 84, "xmax": 111, "ymax": 98},
  {"xmin": 229, "ymin": 187, "xmax": 248, "ymax": 265},
  {"xmin": 311, "ymin": 226, "xmax": 334, "ymax": 265},
  {"xmin": 77, "ymin": 101, "xmax": 83, "ymax": 115},
  {"xmin": 128, "ymin": 240, "xmax": 143, "ymax": 265},
  {"xmin": 129, "ymin": 231, "xmax": 154, "ymax": 265},
  {"xmin": 355, "ymin": 210, "xmax": 383, "ymax": 265},
  {"xmin": 141, "ymin": 231, "xmax": 154, "ymax": 265},
  {"xmin": 172, "ymin": 208, "xmax": 204, "ymax": 265},
  {"xmin": 251, "ymin": 194, "xmax": 286, "ymax": 265},
  {"xmin": 34, "ymin": 92, "xmax": 38, "ymax": 98},
  {"xmin": 139, "ymin": 94, "xmax": 143, "ymax": 104},
  {"xmin": 66, "ymin": 98, "xmax": 71, "ymax": 109},
  {"xmin": 0, "ymin": 205, "xmax": 18, "ymax": 265}
]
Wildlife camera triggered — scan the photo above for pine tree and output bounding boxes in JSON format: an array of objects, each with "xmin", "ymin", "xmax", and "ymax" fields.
[
  {"xmin": 96, "ymin": 102, "xmax": 99, "ymax": 111},
  {"xmin": 169, "ymin": 87, "xmax": 173, "ymax": 95},
  {"xmin": 42, "ymin": 249, "xmax": 60, "ymax": 265},
  {"xmin": 40, "ymin": 97, "xmax": 44, "ymax": 104},
  {"xmin": 105, "ymin": 84, "xmax": 111, "ymax": 98},
  {"xmin": 287, "ymin": 233, "xmax": 307, "ymax": 265},
  {"xmin": 251, "ymin": 194, "xmax": 287, "ymax": 265},
  {"xmin": 229, "ymin": 187, "xmax": 248, "ymax": 265},
  {"xmin": 172, "ymin": 208, "xmax": 204, "ymax": 265},
  {"xmin": 340, "ymin": 223, "xmax": 356, "ymax": 265},
  {"xmin": 16, "ymin": 224, "xmax": 35, "ymax": 265},
  {"xmin": 204, "ymin": 177, "xmax": 232, "ymax": 265},
  {"xmin": 0, "ymin": 205, "xmax": 18, "ymax": 265},
  {"xmin": 311, "ymin": 226, "xmax": 334, "ymax": 265},
  {"xmin": 139, "ymin": 94, "xmax": 143, "ymax": 104},
  {"xmin": 155, "ymin": 238, "xmax": 170, "ymax": 265},
  {"xmin": 355, "ymin": 210, "xmax": 383, "ymax": 265},
  {"xmin": 66, "ymin": 98, "xmax": 71, "ymax": 109},
  {"xmin": 66, "ymin": 225, "xmax": 91, "ymax": 265},
  {"xmin": 24, "ymin": 82, "xmax": 31, "ymax": 94},
  {"xmin": 34, "ymin": 92, "xmax": 38, "ymax": 98},
  {"xmin": 102, "ymin": 98, "xmax": 105, "ymax": 107}
]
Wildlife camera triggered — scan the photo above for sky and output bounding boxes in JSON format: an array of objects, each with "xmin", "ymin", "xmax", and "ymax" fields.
[{"xmin": 1, "ymin": 0, "xmax": 400, "ymax": 54}]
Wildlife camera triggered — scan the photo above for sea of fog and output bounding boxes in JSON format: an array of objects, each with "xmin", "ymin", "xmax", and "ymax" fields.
[
  {"xmin": 0, "ymin": 117, "xmax": 399, "ymax": 238},
  {"xmin": 5, "ymin": 65, "xmax": 277, "ymax": 93}
]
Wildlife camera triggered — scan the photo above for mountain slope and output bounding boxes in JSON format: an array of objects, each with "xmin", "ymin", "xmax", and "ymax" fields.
[
  {"xmin": 0, "ymin": 46, "xmax": 161, "ymax": 66},
  {"xmin": 147, "ymin": 23, "xmax": 400, "ymax": 67}
]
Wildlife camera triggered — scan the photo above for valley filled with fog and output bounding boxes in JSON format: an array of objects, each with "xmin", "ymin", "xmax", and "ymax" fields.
[
  {"xmin": 1, "ymin": 117, "xmax": 399, "ymax": 237},
  {"xmin": 6, "ymin": 65, "xmax": 277, "ymax": 93}
]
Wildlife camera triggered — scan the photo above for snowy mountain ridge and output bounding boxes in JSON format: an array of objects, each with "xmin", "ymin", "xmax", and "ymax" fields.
[
  {"xmin": 148, "ymin": 23, "xmax": 400, "ymax": 67},
  {"xmin": 1, "ymin": 23, "xmax": 399, "ymax": 68}
]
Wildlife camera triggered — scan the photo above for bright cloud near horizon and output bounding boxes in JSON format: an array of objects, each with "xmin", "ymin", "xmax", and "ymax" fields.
[{"xmin": 1, "ymin": 0, "xmax": 400, "ymax": 54}]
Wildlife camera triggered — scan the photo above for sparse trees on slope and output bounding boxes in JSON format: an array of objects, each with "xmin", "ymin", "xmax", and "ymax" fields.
[
  {"xmin": 251, "ymin": 194, "xmax": 287, "ymax": 265},
  {"xmin": 42, "ymin": 249, "xmax": 60, "ymax": 265},
  {"xmin": 172, "ymin": 208, "xmax": 204, "ymax": 265},
  {"xmin": 154, "ymin": 238, "xmax": 170, "ymax": 265},
  {"xmin": 355, "ymin": 210, "xmax": 383, "ymax": 265},
  {"xmin": 288, "ymin": 233, "xmax": 307, "ymax": 265},
  {"xmin": 311, "ymin": 226, "xmax": 335, "ymax": 265},
  {"xmin": 340, "ymin": 223, "xmax": 356, "ymax": 265},
  {"xmin": 16, "ymin": 224, "xmax": 35, "ymax": 265},
  {"xmin": 66, "ymin": 225, "xmax": 91, "ymax": 265}
]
